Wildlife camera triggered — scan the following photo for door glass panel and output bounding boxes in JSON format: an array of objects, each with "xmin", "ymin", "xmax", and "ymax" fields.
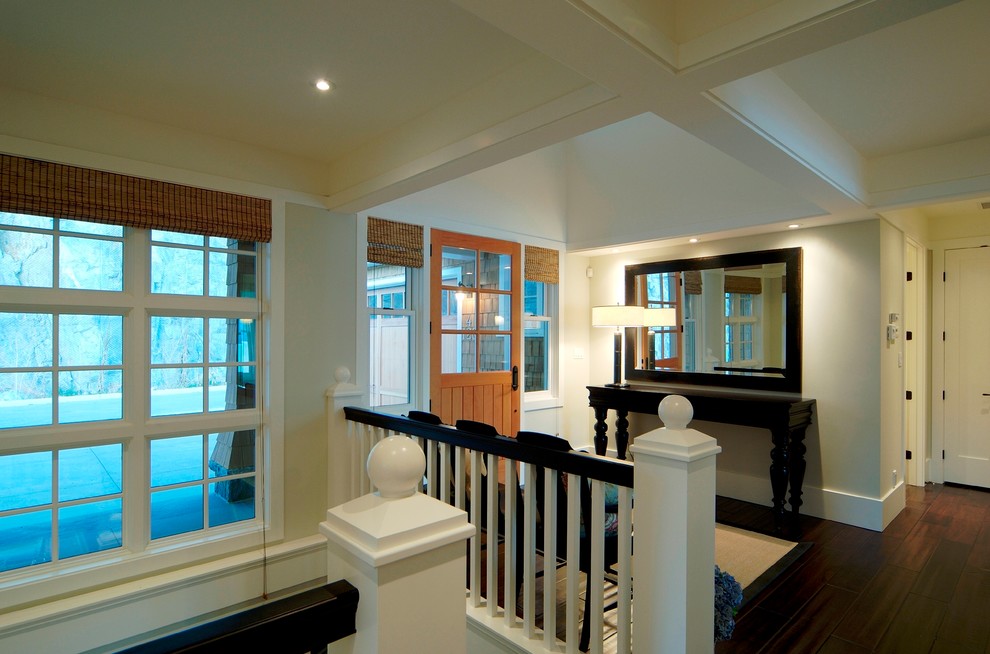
[
  {"xmin": 442, "ymin": 289, "xmax": 476, "ymax": 330},
  {"xmin": 442, "ymin": 333, "xmax": 476, "ymax": 374},
  {"xmin": 478, "ymin": 293, "xmax": 510, "ymax": 330},
  {"xmin": 440, "ymin": 246, "xmax": 476, "ymax": 288},
  {"xmin": 479, "ymin": 334, "xmax": 510, "ymax": 372},
  {"xmin": 479, "ymin": 252, "xmax": 511, "ymax": 291}
]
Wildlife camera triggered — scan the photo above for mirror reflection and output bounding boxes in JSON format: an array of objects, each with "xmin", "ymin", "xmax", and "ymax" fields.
[{"xmin": 624, "ymin": 247, "xmax": 802, "ymax": 393}]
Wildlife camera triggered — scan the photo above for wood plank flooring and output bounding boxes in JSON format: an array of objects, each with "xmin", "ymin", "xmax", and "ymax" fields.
[{"xmin": 716, "ymin": 483, "xmax": 990, "ymax": 654}]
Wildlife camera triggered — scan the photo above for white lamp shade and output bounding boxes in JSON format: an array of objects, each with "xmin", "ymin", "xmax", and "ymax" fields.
[
  {"xmin": 643, "ymin": 307, "xmax": 677, "ymax": 327},
  {"xmin": 592, "ymin": 305, "xmax": 644, "ymax": 327}
]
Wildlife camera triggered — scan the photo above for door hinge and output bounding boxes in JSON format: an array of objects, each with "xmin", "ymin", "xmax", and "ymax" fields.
[
  {"xmin": 942, "ymin": 450, "xmax": 946, "ymax": 460},
  {"xmin": 906, "ymin": 271, "xmax": 913, "ymax": 282},
  {"xmin": 906, "ymin": 390, "xmax": 913, "ymax": 400},
  {"xmin": 943, "ymin": 390, "xmax": 946, "ymax": 400},
  {"xmin": 906, "ymin": 331, "xmax": 913, "ymax": 341},
  {"xmin": 429, "ymin": 321, "xmax": 432, "ymax": 334},
  {"xmin": 906, "ymin": 450, "xmax": 912, "ymax": 460}
]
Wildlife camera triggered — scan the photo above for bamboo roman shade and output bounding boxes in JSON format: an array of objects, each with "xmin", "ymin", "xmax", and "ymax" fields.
[
  {"xmin": 724, "ymin": 275, "xmax": 762, "ymax": 294},
  {"xmin": 0, "ymin": 154, "xmax": 272, "ymax": 242},
  {"xmin": 367, "ymin": 216, "xmax": 424, "ymax": 268},
  {"xmin": 684, "ymin": 270, "xmax": 702, "ymax": 295},
  {"xmin": 524, "ymin": 245, "xmax": 559, "ymax": 285}
]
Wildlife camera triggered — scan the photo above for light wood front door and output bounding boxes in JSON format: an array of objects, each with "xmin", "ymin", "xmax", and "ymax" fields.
[
  {"xmin": 944, "ymin": 246, "xmax": 990, "ymax": 488},
  {"xmin": 430, "ymin": 230, "xmax": 521, "ymax": 436}
]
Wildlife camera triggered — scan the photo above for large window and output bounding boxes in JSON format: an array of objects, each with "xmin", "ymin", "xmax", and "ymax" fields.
[
  {"xmin": 523, "ymin": 280, "xmax": 553, "ymax": 393},
  {"xmin": 0, "ymin": 213, "xmax": 264, "ymax": 575},
  {"xmin": 367, "ymin": 263, "xmax": 414, "ymax": 408}
]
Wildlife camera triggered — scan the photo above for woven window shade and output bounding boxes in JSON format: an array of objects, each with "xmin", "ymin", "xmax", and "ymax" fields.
[
  {"xmin": 367, "ymin": 216, "xmax": 423, "ymax": 268},
  {"xmin": 684, "ymin": 270, "xmax": 702, "ymax": 295},
  {"xmin": 524, "ymin": 245, "xmax": 558, "ymax": 284},
  {"xmin": 0, "ymin": 154, "xmax": 271, "ymax": 242},
  {"xmin": 724, "ymin": 275, "xmax": 762, "ymax": 294}
]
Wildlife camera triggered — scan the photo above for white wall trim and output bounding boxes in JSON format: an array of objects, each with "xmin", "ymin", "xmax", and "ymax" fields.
[
  {"xmin": 0, "ymin": 536, "xmax": 328, "ymax": 654},
  {"xmin": 716, "ymin": 470, "xmax": 904, "ymax": 532}
]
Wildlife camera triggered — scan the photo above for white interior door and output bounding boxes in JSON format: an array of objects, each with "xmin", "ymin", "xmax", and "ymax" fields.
[{"xmin": 944, "ymin": 246, "xmax": 990, "ymax": 487}]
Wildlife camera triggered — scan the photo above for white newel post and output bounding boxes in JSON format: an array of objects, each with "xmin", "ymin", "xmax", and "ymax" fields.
[
  {"xmin": 326, "ymin": 366, "xmax": 364, "ymax": 509},
  {"xmin": 629, "ymin": 395, "xmax": 721, "ymax": 654},
  {"xmin": 320, "ymin": 434, "xmax": 474, "ymax": 654}
]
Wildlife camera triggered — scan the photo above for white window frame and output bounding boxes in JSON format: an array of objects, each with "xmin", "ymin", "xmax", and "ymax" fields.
[
  {"xmin": 523, "ymin": 280, "xmax": 557, "ymax": 403},
  {"xmin": 366, "ymin": 263, "xmax": 418, "ymax": 415},
  {"xmin": 0, "ymin": 222, "xmax": 273, "ymax": 606}
]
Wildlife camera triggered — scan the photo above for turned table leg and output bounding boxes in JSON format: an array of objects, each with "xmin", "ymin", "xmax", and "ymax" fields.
[{"xmin": 593, "ymin": 406, "xmax": 610, "ymax": 456}]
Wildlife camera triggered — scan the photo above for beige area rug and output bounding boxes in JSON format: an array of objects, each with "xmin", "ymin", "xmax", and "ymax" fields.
[{"xmin": 715, "ymin": 523, "xmax": 811, "ymax": 605}]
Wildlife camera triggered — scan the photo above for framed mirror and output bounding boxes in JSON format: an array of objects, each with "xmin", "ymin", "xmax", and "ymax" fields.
[{"xmin": 624, "ymin": 247, "xmax": 802, "ymax": 393}]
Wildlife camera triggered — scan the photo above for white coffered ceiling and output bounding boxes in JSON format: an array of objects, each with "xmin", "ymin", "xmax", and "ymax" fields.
[{"xmin": 1, "ymin": 0, "xmax": 987, "ymax": 244}]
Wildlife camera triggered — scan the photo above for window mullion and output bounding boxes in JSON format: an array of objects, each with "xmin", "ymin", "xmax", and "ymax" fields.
[{"xmin": 124, "ymin": 227, "xmax": 150, "ymax": 554}]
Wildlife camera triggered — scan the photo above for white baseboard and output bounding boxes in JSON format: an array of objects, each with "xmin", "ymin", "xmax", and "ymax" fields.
[
  {"xmin": 0, "ymin": 536, "xmax": 329, "ymax": 654},
  {"xmin": 716, "ymin": 471, "xmax": 906, "ymax": 532}
]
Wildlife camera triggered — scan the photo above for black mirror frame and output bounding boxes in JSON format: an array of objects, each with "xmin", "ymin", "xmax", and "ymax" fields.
[{"xmin": 623, "ymin": 247, "xmax": 802, "ymax": 393}]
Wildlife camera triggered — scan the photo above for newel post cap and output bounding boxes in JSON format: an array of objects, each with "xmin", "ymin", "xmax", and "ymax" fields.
[
  {"xmin": 629, "ymin": 395, "xmax": 721, "ymax": 463},
  {"xmin": 367, "ymin": 435, "xmax": 426, "ymax": 498}
]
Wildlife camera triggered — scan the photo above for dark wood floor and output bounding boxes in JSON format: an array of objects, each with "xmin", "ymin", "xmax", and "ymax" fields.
[{"xmin": 716, "ymin": 483, "xmax": 990, "ymax": 654}]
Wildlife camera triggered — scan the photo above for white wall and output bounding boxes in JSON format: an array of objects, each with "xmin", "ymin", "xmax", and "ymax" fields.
[
  {"xmin": 283, "ymin": 204, "xmax": 359, "ymax": 539},
  {"xmin": 574, "ymin": 220, "xmax": 899, "ymax": 530}
]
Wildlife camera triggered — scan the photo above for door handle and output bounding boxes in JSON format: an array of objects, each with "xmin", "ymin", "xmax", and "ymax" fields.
[{"xmin": 512, "ymin": 365, "xmax": 519, "ymax": 391}]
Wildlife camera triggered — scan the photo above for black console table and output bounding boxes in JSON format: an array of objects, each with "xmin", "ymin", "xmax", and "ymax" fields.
[{"xmin": 588, "ymin": 384, "xmax": 816, "ymax": 532}]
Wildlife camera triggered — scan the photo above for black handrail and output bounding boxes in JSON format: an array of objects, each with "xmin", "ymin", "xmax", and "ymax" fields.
[
  {"xmin": 114, "ymin": 580, "xmax": 359, "ymax": 654},
  {"xmin": 344, "ymin": 406, "xmax": 633, "ymax": 488}
]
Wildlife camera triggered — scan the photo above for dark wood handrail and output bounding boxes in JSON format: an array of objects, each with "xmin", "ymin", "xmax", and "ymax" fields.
[
  {"xmin": 344, "ymin": 406, "xmax": 633, "ymax": 488},
  {"xmin": 113, "ymin": 580, "xmax": 359, "ymax": 654}
]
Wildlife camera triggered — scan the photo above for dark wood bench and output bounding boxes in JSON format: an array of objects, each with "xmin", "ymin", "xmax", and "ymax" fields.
[{"xmin": 114, "ymin": 580, "xmax": 358, "ymax": 654}]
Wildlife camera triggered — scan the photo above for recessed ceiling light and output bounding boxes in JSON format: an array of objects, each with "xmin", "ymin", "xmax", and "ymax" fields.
[
  {"xmin": 315, "ymin": 79, "xmax": 333, "ymax": 92},
  {"xmin": 688, "ymin": 238, "xmax": 699, "ymax": 243},
  {"xmin": 788, "ymin": 224, "xmax": 801, "ymax": 229}
]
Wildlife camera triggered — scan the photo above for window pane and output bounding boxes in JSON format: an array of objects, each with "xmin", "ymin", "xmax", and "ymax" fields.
[
  {"xmin": 440, "ymin": 246, "xmax": 476, "ymax": 288},
  {"xmin": 209, "ymin": 481, "xmax": 255, "ymax": 527},
  {"xmin": 59, "ymin": 219, "xmax": 122, "ymax": 237},
  {"xmin": 524, "ymin": 280, "xmax": 544, "ymax": 316},
  {"xmin": 442, "ymin": 333, "xmax": 475, "ymax": 374},
  {"xmin": 209, "ymin": 252, "xmax": 256, "ymax": 298},
  {"xmin": 208, "ymin": 365, "xmax": 255, "ymax": 411},
  {"xmin": 150, "ymin": 368, "xmax": 204, "ymax": 416},
  {"xmin": 151, "ymin": 316, "xmax": 204, "ymax": 364},
  {"xmin": 59, "ymin": 236, "xmax": 123, "ymax": 291},
  {"xmin": 0, "ymin": 230, "xmax": 53, "ymax": 287},
  {"xmin": 1, "ymin": 212, "xmax": 53, "ymax": 229},
  {"xmin": 442, "ymin": 289, "xmax": 475, "ymax": 330},
  {"xmin": 58, "ymin": 370, "xmax": 123, "ymax": 423},
  {"xmin": 479, "ymin": 251, "xmax": 511, "ymax": 291},
  {"xmin": 0, "ymin": 451, "xmax": 52, "ymax": 510},
  {"xmin": 478, "ymin": 293, "xmax": 510, "ymax": 331},
  {"xmin": 208, "ymin": 431, "xmax": 256, "ymax": 478},
  {"xmin": 151, "ymin": 245, "xmax": 203, "ymax": 295},
  {"xmin": 150, "ymin": 435, "xmax": 203, "ymax": 487},
  {"xmin": 369, "ymin": 313, "xmax": 410, "ymax": 407},
  {"xmin": 208, "ymin": 237, "xmax": 257, "ymax": 252},
  {"xmin": 479, "ymin": 334, "xmax": 510, "ymax": 372},
  {"xmin": 58, "ymin": 445, "xmax": 123, "ymax": 502},
  {"xmin": 59, "ymin": 314, "xmax": 123, "ymax": 366},
  {"xmin": 58, "ymin": 498, "xmax": 122, "ymax": 560},
  {"xmin": 0, "ymin": 510, "xmax": 52, "ymax": 572},
  {"xmin": 208, "ymin": 318, "xmax": 255, "ymax": 364},
  {"xmin": 524, "ymin": 320, "xmax": 548, "ymax": 392},
  {"xmin": 0, "ymin": 372, "xmax": 53, "ymax": 428},
  {"xmin": 151, "ymin": 486, "xmax": 203, "ymax": 539},
  {"xmin": 152, "ymin": 230, "xmax": 203, "ymax": 246},
  {"xmin": 1, "ymin": 312, "xmax": 53, "ymax": 367}
]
